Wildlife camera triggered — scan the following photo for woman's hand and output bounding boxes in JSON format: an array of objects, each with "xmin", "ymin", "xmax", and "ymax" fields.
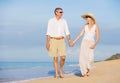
[{"xmin": 90, "ymin": 44, "xmax": 95, "ymax": 49}]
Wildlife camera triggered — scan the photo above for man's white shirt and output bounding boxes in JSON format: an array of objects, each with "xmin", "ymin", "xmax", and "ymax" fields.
[{"xmin": 46, "ymin": 17, "xmax": 70, "ymax": 37}]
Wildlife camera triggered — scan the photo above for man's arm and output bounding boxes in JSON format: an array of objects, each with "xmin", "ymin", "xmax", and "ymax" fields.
[
  {"xmin": 46, "ymin": 35, "xmax": 50, "ymax": 51},
  {"xmin": 66, "ymin": 34, "xmax": 71, "ymax": 46}
]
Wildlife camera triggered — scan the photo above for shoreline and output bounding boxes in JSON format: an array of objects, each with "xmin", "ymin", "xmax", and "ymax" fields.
[
  {"xmin": 4, "ymin": 71, "xmax": 77, "ymax": 83},
  {"xmin": 15, "ymin": 59, "xmax": 120, "ymax": 83}
]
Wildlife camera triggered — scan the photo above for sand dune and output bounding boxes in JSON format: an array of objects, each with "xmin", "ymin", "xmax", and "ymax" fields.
[{"xmin": 17, "ymin": 59, "xmax": 120, "ymax": 83}]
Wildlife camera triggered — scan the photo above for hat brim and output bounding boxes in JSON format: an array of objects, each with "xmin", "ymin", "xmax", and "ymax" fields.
[{"xmin": 81, "ymin": 14, "xmax": 96, "ymax": 24}]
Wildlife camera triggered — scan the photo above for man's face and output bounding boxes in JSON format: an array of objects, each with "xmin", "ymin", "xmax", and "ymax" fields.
[{"xmin": 56, "ymin": 9, "xmax": 63, "ymax": 17}]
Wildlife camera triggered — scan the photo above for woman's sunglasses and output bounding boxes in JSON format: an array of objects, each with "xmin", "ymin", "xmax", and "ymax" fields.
[{"xmin": 86, "ymin": 16, "xmax": 91, "ymax": 18}]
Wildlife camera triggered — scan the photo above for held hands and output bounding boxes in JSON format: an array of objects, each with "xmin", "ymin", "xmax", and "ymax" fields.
[{"xmin": 69, "ymin": 41, "xmax": 74, "ymax": 47}]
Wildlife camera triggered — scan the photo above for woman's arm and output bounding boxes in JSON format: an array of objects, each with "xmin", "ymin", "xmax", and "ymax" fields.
[
  {"xmin": 95, "ymin": 25, "xmax": 100, "ymax": 46},
  {"xmin": 90, "ymin": 25, "xmax": 100, "ymax": 49},
  {"xmin": 73, "ymin": 26, "xmax": 85, "ymax": 44}
]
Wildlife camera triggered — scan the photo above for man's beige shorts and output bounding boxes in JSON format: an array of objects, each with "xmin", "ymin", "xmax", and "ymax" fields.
[{"xmin": 48, "ymin": 39, "xmax": 66, "ymax": 57}]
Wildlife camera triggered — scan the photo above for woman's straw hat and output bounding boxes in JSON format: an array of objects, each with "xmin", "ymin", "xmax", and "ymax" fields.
[{"xmin": 81, "ymin": 13, "xmax": 96, "ymax": 24}]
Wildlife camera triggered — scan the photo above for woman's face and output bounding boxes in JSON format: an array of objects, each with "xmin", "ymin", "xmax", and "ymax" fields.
[{"xmin": 86, "ymin": 16, "xmax": 93, "ymax": 23}]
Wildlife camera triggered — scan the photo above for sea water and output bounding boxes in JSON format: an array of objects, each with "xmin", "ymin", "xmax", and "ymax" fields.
[{"xmin": 0, "ymin": 62, "xmax": 79, "ymax": 83}]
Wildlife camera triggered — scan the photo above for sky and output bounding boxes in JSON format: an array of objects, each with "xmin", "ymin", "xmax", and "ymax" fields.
[{"xmin": 0, "ymin": 0, "xmax": 120, "ymax": 62}]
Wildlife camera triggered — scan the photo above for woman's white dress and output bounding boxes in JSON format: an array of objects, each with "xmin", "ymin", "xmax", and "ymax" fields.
[{"xmin": 79, "ymin": 24, "xmax": 96, "ymax": 75}]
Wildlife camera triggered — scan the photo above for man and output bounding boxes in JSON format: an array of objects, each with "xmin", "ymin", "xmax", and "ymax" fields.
[{"xmin": 46, "ymin": 7, "xmax": 71, "ymax": 79}]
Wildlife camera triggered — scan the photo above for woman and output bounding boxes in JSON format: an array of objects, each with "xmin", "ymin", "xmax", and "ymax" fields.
[{"xmin": 70, "ymin": 13, "xmax": 100, "ymax": 77}]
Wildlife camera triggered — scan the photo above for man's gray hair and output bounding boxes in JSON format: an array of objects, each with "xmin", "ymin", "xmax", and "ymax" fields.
[{"xmin": 54, "ymin": 7, "xmax": 63, "ymax": 15}]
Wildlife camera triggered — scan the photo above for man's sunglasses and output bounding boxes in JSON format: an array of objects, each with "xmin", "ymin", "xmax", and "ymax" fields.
[{"xmin": 59, "ymin": 12, "xmax": 63, "ymax": 13}]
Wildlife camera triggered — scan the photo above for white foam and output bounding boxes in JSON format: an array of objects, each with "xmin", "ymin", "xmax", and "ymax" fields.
[
  {"xmin": 3, "ymin": 76, "xmax": 53, "ymax": 83},
  {"xmin": 68, "ymin": 64, "xmax": 79, "ymax": 67},
  {"xmin": 4, "ymin": 74, "xmax": 76, "ymax": 83}
]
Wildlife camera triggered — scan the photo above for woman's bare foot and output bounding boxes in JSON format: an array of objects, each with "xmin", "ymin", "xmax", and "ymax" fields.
[
  {"xmin": 82, "ymin": 74, "xmax": 87, "ymax": 77},
  {"xmin": 86, "ymin": 69, "xmax": 90, "ymax": 76}
]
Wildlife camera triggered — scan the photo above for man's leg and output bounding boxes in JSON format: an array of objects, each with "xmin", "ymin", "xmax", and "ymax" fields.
[
  {"xmin": 54, "ymin": 57, "xmax": 59, "ymax": 78},
  {"xmin": 60, "ymin": 56, "xmax": 65, "ymax": 78}
]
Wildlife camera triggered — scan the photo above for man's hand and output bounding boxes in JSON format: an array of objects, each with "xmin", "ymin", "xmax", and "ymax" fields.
[
  {"xmin": 46, "ymin": 42, "xmax": 50, "ymax": 51},
  {"xmin": 46, "ymin": 35, "xmax": 50, "ymax": 51}
]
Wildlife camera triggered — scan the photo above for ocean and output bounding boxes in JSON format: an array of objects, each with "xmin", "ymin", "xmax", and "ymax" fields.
[
  {"xmin": 0, "ymin": 62, "xmax": 80, "ymax": 83},
  {"xmin": 0, "ymin": 45, "xmax": 120, "ymax": 83}
]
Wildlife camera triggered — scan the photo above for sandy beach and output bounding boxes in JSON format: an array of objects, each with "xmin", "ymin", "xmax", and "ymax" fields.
[{"xmin": 17, "ymin": 59, "xmax": 120, "ymax": 83}]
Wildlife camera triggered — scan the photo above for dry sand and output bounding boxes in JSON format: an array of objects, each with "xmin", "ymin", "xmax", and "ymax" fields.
[{"xmin": 17, "ymin": 59, "xmax": 120, "ymax": 83}]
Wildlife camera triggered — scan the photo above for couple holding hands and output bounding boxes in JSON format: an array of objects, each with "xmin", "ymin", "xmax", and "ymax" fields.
[{"xmin": 46, "ymin": 7, "xmax": 100, "ymax": 78}]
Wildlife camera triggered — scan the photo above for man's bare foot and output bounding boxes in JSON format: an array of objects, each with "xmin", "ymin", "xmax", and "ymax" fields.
[
  {"xmin": 54, "ymin": 75, "xmax": 59, "ymax": 79},
  {"xmin": 60, "ymin": 70, "xmax": 64, "ymax": 78}
]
